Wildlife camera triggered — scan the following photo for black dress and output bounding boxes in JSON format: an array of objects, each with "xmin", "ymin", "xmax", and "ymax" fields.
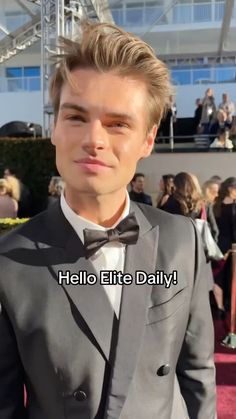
[{"xmin": 214, "ymin": 202, "xmax": 236, "ymax": 304}]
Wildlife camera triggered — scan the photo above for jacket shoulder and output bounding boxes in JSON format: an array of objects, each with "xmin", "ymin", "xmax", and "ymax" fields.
[
  {"xmin": 137, "ymin": 203, "xmax": 192, "ymax": 231},
  {"xmin": 0, "ymin": 208, "xmax": 50, "ymax": 252}
]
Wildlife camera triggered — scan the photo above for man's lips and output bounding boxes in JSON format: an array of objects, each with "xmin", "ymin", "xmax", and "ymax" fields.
[{"xmin": 73, "ymin": 158, "xmax": 112, "ymax": 170}]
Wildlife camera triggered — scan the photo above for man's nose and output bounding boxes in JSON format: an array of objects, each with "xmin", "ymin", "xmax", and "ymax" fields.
[{"xmin": 82, "ymin": 120, "xmax": 109, "ymax": 152}]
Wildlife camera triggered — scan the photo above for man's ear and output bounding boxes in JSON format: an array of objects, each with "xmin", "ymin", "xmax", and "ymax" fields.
[{"xmin": 140, "ymin": 125, "xmax": 158, "ymax": 158}]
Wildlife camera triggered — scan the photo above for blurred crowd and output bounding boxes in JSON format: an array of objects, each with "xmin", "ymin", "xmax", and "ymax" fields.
[
  {"xmin": 193, "ymin": 90, "xmax": 236, "ymax": 149},
  {"xmin": 129, "ymin": 171, "xmax": 236, "ymax": 321},
  {"xmin": 158, "ymin": 90, "xmax": 236, "ymax": 149},
  {"xmin": 0, "ymin": 167, "xmax": 64, "ymax": 220}
]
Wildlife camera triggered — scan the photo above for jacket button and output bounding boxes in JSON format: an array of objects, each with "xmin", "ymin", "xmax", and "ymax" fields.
[
  {"xmin": 73, "ymin": 390, "xmax": 87, "ymax": 401},
  {"xmin": 157, "ymin": 364, "xmax": 170, "ymax": 376}
]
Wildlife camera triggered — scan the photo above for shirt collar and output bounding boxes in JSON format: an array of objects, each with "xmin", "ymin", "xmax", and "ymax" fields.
[{"xmin": 60, "ymin": 190, "xmax": 130, "ymax": 244}]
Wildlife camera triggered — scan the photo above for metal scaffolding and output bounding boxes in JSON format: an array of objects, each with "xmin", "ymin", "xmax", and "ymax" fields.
[
  {"xmin": 40, "ymin": 0, "xmax": 113, "ymax": 135},
  {"xmin": 40, "ymin": 0, "xmax": 113, "ymax": 136},
  {"xmin": 0, "ymin": 13, "xmax": 41, "ymax": 63},
  {"xmin": 0, "ymin": 0, "xmax": 113, "ymax": 135}
]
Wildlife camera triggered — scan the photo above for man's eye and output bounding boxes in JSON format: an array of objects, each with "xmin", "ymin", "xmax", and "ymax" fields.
[
  {"xmin": 66, "ymin": 115, "xmax": 85, "ymax": 122},
  {"xmin": 108, "ymin": 122, "xmax": 128, "ymax": 128}
]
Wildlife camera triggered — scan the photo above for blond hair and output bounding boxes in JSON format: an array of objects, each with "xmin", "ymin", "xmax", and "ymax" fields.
[
  {"xmin": 5, "ymin": 176, "xmax": 21, "ymax": 201},
  {"xmin": 49, "ymin": 20, "xmax": 173, "ymax": 130},
  {"xmin": 0, "ymin": 178, "xmax": 12, "ymax": 196}
]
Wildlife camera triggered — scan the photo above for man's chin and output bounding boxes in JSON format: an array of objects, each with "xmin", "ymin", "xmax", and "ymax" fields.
[{"xmin": 66, "ymin": 184, "xmax": 112, "ymax": 196}]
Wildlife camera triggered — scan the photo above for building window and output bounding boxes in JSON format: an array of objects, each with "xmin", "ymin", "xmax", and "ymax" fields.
[
  {"xmin": 172, "ymin": 69, "xmax": 191, "ymax": 85},
  {"xmin": 193, "ymin": 68, "xmax": 212, "ymax": 84},
  {"xmin": 170, "ymin": 65, "xmax": 236, "ymax": 85},
  {"xmin": 5, "ymin": 66, "xmax": 41, "ymax": 92},
  {"xmin": 6, "ymin": 67, "xmax": 23, "ymax": 78}
]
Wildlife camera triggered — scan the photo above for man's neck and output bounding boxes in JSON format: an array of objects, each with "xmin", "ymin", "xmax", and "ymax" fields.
[{"xmin": 64, "ymin": 188, "xmax": 127, "ymax": 227}]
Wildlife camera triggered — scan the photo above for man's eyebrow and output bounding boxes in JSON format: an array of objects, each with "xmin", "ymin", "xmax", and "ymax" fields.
[
  {"xmin": 60, "ymin": 103, "xmax": 88, "ymax": 113},
  {"xmin": 59, "ymin": 103, "xmax": 135, "ymax": 121}
]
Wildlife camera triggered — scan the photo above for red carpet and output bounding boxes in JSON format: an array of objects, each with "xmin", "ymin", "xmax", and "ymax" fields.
[{"xmin": 214, "ymin": 316, "xmax": 236, "ymax": 419}]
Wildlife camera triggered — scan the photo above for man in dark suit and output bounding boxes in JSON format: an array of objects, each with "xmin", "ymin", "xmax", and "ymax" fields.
[
  {"xmin": 0, "ymin": 20, "xmax": 216, "ymax": 419},
  {"xmin": 129, "ymin": 173, "xmax": 152, "ymax": 205}
]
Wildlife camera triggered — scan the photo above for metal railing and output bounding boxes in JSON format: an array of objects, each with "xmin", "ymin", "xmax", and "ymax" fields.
[{"xmin": 154, "ymin": 132, "xmax": 236, "ymax": 152}]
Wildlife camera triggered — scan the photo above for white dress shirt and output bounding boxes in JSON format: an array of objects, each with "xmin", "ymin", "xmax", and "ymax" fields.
[{"xmin": 60, "ymin": 192, "xmax": 130, "ymax": 317}]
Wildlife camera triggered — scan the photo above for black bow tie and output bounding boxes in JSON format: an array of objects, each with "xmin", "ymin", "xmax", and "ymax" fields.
[{"xmin": 83, "ymin": 212, "xmax": 139, "ymax": 258}]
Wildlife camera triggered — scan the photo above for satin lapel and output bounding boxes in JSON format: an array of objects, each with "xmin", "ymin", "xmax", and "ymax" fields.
[
  {"xmin": 36, "ymin": 205, "xmax": 115, "ymax": 362},
  {"xmin": 106, "ymin": 203, "xmax": 159, "ymax": 417}
]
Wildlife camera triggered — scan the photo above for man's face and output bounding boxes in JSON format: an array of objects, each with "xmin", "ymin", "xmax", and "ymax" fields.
[
  {"xmin": 209, "ymin": 183, "xmax": 219, "ymax": 202},
  {"xmin": 222, "ymin": 94, "xmax": 228, "ymax": 103},
  {"xmin": 206, "ymin": 89, "xmax": 213, "ymax": 97},
  {"xmin": 133, "ymin": 176, "xmax": 145, "ymax": 193},
  {"xmin": 51, "ymin": 69, "xmax": 156, "ymax": 198}
]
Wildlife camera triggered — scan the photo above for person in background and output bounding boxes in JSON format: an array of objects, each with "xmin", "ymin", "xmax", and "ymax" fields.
[
  {"xmin": 218, "ymin": 93, "xmax": 235, "ymax": 129},
  {"xmin": 193, "ymin": 98, "xmax": 203, "ymax": 134},
  {"xmin": 4, "ymin": 167, "xmax": 31, "ymax": 217},
  {"xmin": 209, "ymin": 175, "xmax": 222, "ymax": 185},
  {"xmin": 202, "ymin": 179, "xmax": 219, "ymax": 205},
  {"xmin": 159, "ymin": 95, "xmax": 177, "ymax": 141},
  {"xmin": 47, "ymin": 176, "xmax": 64, "ymax": 208},
  {"xmin": 129, "ymin": 173, "xmax": 152, "ymax": 205},
  {"xmin": 210, "ymin": 127, "xmax": 234, "ymax": 150},
  {"xmin": 200, "ymin": 88, "xmax": 217, "ymax": 136},
  {"xmin": 162, "ymin": 172, "xmax": 215, "ymax": 293},
  {"xmin": 0, "ymin": 178, "xmax": 18, "ymax": 218},
  {"xmin": 202, "ymin": 180, "xmax": 219, "ymax": 243},
  {"xmin": 213, "ymin": 177, "xmax": 236, "ymax": 317},
  {"xmin": 216, "ymin": 108, "xmax": 227, "ymax": 129},
  {"xmin": 161, "ymin": 172, "xmax": 203, "ymax": 218},
  {"xmin": 3, "ymin": 175, "xmax": 21, "ymax": 206},
  {"xmin": 156, "ymin": 174, "xmax": 174, "ymax": 208}
]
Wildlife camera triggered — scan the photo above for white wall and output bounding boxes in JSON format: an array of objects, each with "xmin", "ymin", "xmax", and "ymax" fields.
[
  {"xmin": 137, "ymin": 152, "xmax": 236, "ymax": 201},
  {"xmin": 175, "ymin": 83, "xmax": 236, "ymax": 118},
  {"xmin": 0, "ymin": 92, "xmax": 43, "ymax": 126}
]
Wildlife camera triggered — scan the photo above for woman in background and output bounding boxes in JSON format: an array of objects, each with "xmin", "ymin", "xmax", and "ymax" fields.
[
  {"xmin": 161, "ymin": 172, "xmax": 203, "ymax": 218},
  {"xmin": 156, "ymin": 174, "xmax": 175, "ymax": 208},
  {"xmin": 0, "ymin": 178, "xmax": 18, "ymax": 218},
  {"xmin": 202, "ymin": 179, "xmax": 219, "ymax": 242},
  {"xmin": 5, "ymin": 175, "xmax": 21, "ymax": 204},
  {"xmin": 162, "ymin": 172, "xmax": 215, "ymax": 293},
  {"xmin": 213, "ymin": 177, "xmax": 236, "ymax": 316},
  {"xmin": 200, "ymin": 88, "xmax": 217, "ymax": 137}
]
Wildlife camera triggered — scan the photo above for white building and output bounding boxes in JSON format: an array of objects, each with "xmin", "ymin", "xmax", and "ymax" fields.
[{"xmin": 0, "ymin": 0, "xmax": 236, "ymax": 129}]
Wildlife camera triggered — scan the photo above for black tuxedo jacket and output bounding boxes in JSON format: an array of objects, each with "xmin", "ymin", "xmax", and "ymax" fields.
[{"xmin": 0, "ymin": 201, "xmax": 216, "ymax": 419}]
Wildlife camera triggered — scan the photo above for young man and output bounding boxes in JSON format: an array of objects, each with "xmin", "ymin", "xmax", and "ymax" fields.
[
  {"xmin": 0, "ymin": 21, "xmax": 216, "ymax": 419},
  {"xmin": 129, "ymin": 173, "xmax": 152, "ymax": 205}
]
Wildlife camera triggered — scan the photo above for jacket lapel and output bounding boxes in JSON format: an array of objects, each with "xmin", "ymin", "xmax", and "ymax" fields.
[
  {"xmin": 36, "ymin": 202, "xmax": 115, "ymax": 362},
  {"xmin": 105, "ymin": 202, "xmax": 159, "ymax": 418},
  {"xmin": 31, "ymin": 199, "xmax": 159, "ymax": 404}
]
